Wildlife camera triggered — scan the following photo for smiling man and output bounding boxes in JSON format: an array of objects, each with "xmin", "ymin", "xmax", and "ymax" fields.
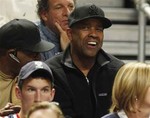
[{"xmin": 46, "ymin": 3, "xmax": 124, "ymax": 118}]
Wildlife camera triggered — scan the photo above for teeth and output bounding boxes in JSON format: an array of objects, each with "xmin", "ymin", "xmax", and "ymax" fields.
[{"xmin": 88, "ymin": 42, "xmax": 97, "ymax": 45}]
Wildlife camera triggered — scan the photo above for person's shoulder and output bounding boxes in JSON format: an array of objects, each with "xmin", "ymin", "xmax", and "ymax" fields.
[
  {"xmin": 105, "ymin": 52, "xmax": 123, "ymax": 63},
  {"xmin": 35, "ymin": 21, "xmax": 44, "ymax": 32},
  {"xmin": 108, "ymin": 53, "xmax": 124, "ymax": 67},
  {"xmin": 34, "ymin": 20, "xmax": 41, "ymax": 26},
  {"xmin": 101, "ymin": 112, "xmax": 120, "ymax": 118},
  {"xmin": 100, "ymin": 49, "xmax": 124, "ymax": 68},
  {"xmin": 45, "ymin": 52, "xmax": 63, "ymax": 68}
]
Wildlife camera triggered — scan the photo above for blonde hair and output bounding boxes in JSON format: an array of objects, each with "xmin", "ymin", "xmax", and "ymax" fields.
[
  {"xmin": 109, "ymin": 62, "xmax": 150, "ymax": 113},
  {"xmin": 27, "ymin": 101, "xmax": 64, "ymax": 118}
]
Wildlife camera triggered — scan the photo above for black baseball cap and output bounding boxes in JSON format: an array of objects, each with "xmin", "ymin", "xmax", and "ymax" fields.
[
  {"xmin": 0, "ymin": 19, "xmax": 54, "ymax": 52},
  {"xmin": 69, "ymin": 4, "xmax": 112, "ymax": 28},
  {"xmin": 18, "ymin": 61, "xmax": 54, "ymax": 86}
]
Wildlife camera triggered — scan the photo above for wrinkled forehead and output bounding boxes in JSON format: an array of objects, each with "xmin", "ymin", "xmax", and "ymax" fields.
[
  {"xmin": 49, "ymin": 0, "xmax": 75, "ymax": 6},
  {"xmin": 72, "ymin": 18, "xmax": 103, "ymax": 27}
]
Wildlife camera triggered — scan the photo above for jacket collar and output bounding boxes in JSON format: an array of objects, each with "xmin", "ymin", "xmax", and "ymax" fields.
[
  {"xmin": 38, "ymin": 22, "xmax": 60, "ymax": 43},
  {"xmin": 61, "ymin": 45, "xmax": 111, "ymax": 69}
]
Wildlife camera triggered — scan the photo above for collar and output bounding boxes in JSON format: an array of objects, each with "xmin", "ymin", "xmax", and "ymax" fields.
[
  {"xmin": 37, "ymin": 21, "xmax": 59, "ymax": 43},
  {"xmin": 117, "ymin": 110, "xmax": 128, "ymax": 118},
  {"xmin": 61, "ymin": 45, "xmax": 111, "ymax": 69},
  {"xmin": 0, "ymin": 70, "xmax": 14, "ymax": 81}
]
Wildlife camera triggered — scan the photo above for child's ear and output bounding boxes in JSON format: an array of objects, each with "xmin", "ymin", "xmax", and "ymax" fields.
[{"xmin": 49, "ymin": 88, "xmax": 55, "ymax": 102}]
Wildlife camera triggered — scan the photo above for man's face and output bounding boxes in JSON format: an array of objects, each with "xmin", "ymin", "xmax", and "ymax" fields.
[
  {"xmin": 68, "ymin": 18, "xmax": 104, "ymax": 58},
  {"xmin": 42, "ymin": 0, "xmax": 75, "ymax": 33},
  {"xmin": 17, "ymin": 50, "xmax": 41, "ymax": 67},
  {"xmin": 16, "ymin": 77, "xmax": 55, "ymax": 114},
  {"xmin": 8, "ymin": 50, "xmax": 41, "ymax": 77}
]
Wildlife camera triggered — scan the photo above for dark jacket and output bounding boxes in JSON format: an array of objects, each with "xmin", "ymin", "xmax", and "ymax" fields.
[
  {"xmin": 101, "ymin": 113, "xmax": 120, "ymax": 118},
  {"xmin": 45, "ymin": 46, "xmax": 124, "ymax": 118}
]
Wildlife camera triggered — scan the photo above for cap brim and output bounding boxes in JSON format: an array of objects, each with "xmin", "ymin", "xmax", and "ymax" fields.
[
  {"xmin": 27, "ymin": 40, "xmax": 55, "ymax": 52},
  {"xmin": 21, "ymin": 68, "xmax": 53, "ymax": 80},
  {"xmin": 69, "ymin": 16, "xmax": 112, "ymax": 29}
]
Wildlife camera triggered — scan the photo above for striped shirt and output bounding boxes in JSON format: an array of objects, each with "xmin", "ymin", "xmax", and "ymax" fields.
[{"xmin": 0, "ymin": 114, "xmax": 20, "ymax": 118}]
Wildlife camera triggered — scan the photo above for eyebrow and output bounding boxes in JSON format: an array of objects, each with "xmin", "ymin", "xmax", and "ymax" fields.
[{"xmin": 26, "ymin": 85, "xmax": 51, "ymax": 89}]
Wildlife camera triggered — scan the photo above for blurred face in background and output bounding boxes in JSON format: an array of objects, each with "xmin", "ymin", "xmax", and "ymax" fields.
[
  {"xmin": 41, "ymin": 0, "xmax": 75, "ymax": 33},
  {"xmin": 8, "ymin": 49, "xmax": 41, "ymax": 77}
]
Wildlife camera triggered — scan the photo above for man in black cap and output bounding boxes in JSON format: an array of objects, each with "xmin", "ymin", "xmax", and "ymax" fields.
[
  {"xmin": 0, "ymin": 19, "xmax": 54, "ymax": 116},
  {"xmin": 3, "ymin": 61, "xmax": 55, "ymax": 118},
  {"xmin": 46, "ymin": 3, "xmax": 124, "ymax": 118}
]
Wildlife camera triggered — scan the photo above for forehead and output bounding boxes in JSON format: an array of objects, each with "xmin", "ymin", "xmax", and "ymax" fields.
[
  {"xmin": 49, "ymin": 0, "xmax": 74, "ymax": 5},
  {"xmin": 22, "ymin": 77, "xmax": 52, "ymax": 88},
  {"xmin": 75, "ymin": 18, "xmax": 103, "ymax": 26}
]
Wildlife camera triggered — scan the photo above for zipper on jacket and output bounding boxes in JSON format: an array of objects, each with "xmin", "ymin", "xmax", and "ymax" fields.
[{"xmin": 85, "ymin": 76, "xmax": 89, "ymax": 84}]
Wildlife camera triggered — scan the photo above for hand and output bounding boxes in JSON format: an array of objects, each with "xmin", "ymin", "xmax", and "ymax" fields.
[
  {"xmin": 0, "ymin": 103, "xmax": 21, "ymax": 116},
  {"xmin": 55, "ymin": 22, "xmax": 70, "ymax": 50}
]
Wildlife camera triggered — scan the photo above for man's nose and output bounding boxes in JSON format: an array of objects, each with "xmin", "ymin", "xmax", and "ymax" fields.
[
  {"xmin": 63, "ymin": 7, "xmax": 71, "ymax": 16},
  {"xmin": 34, "ymin": 90, "xmax": 41, "ymax": 102},
  {"xmin": 88, "ymin": 28, "xmax": 98, "ymax": 38}
]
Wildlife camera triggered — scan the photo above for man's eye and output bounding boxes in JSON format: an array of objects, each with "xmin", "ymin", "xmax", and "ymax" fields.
[
  {"xmin": 69, "ymin": 5, "xmax": 74, "ymax": 10},
  {"xmin": 27, "ymin": 88, "xmax": 35, "ymax": 92},
  {"xmin": 55, "ymin": 5, "xmax": 62, "ymax": 9},
  {"xmin": 80, "ymin": 26, "xmax": 90, "ymax": 30},
  {"xmin": 97, "ymin": 27, "xmax": 103, "ymax": 31},
  {"xmin": 42, "ymin": 89, "xmax": 50, "ymax": 93}
]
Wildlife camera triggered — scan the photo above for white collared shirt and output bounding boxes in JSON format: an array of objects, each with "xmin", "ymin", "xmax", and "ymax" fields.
[{"xmin": 117, "ymin": 110, "xmax": 128, "ymax": 118}]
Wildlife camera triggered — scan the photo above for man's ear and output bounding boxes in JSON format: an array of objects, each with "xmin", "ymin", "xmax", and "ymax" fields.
[
  {"xmin": 40, "ymin": 10, "xmax": 48, "ymax": 22},
  {"xmin": 49, "ymin": 88, "xmax": 55, "ymax": 102},
  {"xmin": 15, "ymin": 86, "xmax": 22, "ymax": 100},
  {"xmin": 66, "ymin": 28, "xmax": 73, "ymax": 41}
]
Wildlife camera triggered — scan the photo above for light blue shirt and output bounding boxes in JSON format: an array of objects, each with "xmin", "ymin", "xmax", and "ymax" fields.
[{"xmin": 36, "ymin": 21, "xmax": 61, "ymax": 61}]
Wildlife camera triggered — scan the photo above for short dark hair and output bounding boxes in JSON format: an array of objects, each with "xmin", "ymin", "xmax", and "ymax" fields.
[
  {"xmin": 37, "ymin": 0, "xmax": 76, "ymax": 24},
  {"xmin": 37, "ymin": 0, "xmax": 49, "ymax": 24}
]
